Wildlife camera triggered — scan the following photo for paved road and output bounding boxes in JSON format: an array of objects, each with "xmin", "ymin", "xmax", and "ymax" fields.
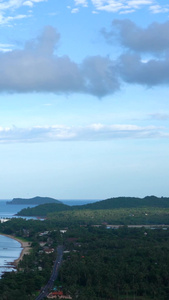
[{"xmin": 35, "ymin": 245, "xmax": 63, "ymax": 300}]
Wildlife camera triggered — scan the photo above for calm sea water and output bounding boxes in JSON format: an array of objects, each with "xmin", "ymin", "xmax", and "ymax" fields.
[
  {"xmin": 0, "ymin": 235, "xmax": 22, "ymax": 277},
  {"xmin": 0, "ymin": 200, "xmax": 37, "ymax": 219},
  {"xmin": 0, "ymin": 199, "xmax": 99, "ymax": 277},
  {"xmin": 0, "ymin": 200, "xmax": 37, "ymax": 277}
]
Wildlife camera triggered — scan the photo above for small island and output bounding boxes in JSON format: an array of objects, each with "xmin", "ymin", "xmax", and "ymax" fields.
[{"xmin": 7, "ymin": 196, "xmax": 61, "ymax": 205}]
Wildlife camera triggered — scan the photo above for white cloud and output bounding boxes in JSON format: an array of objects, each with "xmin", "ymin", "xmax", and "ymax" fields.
[
  {"xmin": 0, "ymin": 123, "xmax": 167, "ymax": 143},
  {"xmin": 0, "ymin": 0, "xmax": 167, "ymax": 24},
  {"xmin": 120, "ymin": 9, "xmax": 135, "ymax": 14},
  {"xmin": 0, "ymin": 0, "xmax": 47, "ymax": 25},
  {"xmin": 23, "ymin": 1, "xmax": 34, "ymax": 7},
  {"xmin": 7, "ymin": 14, "xmax": 27, "ymax": 21},
  {"xmin": 43, "ymin": 103, "xmax": 52, "ymax": 106},
  {"xmin": 0, "ymin": 43, "xmax": 14, "ymax": 52},
  {"xmin": 32, "ymin": 0, "xmax": 47, "ymax": 2},
  {"xmin": 92, "ymin": 1, "xmax": 126, "ymax": 13},
  {"xmin": 127, "ymin": 0, "xmax": 153, "ymax": 7},
  {"xmin": 73, "ymin": 0, "xmax": 169, "ymax": 14},
  {"xmin": 74, "ymin": 0, "xmax": 88, "ymax": 7},
  {"xmin": 0, "ymin": 0, "xmax": 31, "ymax": 10},
  {"xmin": 149, "ymin": 113, "xmax": 169, "ymax": 120},
  {"xmin": 0, "ymin": 13, "xmax": 27, "ymax": 25},
  {"xmin": 71, "ymin": 8, "xmax": 79, "ymax": 13},
  {"xmin": 149, "ymin": 4, "xmax": 169, "ymax": 14}
]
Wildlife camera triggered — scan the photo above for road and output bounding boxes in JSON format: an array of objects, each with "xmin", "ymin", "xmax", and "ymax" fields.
[{"xmin": 35, "ymin": 245, "xmax": 63, "ymax": 300}]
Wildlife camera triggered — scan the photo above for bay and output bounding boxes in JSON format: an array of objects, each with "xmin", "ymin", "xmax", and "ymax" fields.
[
  {"xmin": 0, "ymin": 235, "xmax": 22, "ymax": 277},
  {"xmin": 0, "ymin": 200, "xmax": 37, "ymax": 219},
  {"xmin": 0, "ymin": 198, "xmax": 99, "ymax": 277}
]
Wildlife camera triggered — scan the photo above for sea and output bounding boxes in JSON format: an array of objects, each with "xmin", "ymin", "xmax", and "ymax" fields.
[
  {"xmin": 0, "ymin": 235, "xmax": 22, "ymax": 277},
  {"xmin": 0, "ymin": 198, "xmax": 99, "ymax": 277}
]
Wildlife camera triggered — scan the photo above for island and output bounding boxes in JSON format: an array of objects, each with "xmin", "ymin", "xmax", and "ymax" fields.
[{"xmin": 7, "ymin": 196, "xmax": 61, "ymax": 205}]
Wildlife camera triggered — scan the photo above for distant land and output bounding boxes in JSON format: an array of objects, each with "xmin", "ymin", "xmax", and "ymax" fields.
[
  {"xmin": 17, "ymin": 195, "xmax": 169, "ymax": 217},
  {"xmin": 79, "ymin": 195, "xmax": 169, "ymax": 210},
  {"xmin": 7, "ymin": 196, "xmax": 61, "ymax": 205}
]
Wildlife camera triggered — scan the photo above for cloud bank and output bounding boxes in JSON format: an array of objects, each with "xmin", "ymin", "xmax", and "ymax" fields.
[
  {"xmin": 0, "ymin": 124, "xmax": 167, "ymax": 143},
  {"xmin": 0, "ymin": 21, "xmax": 169, "ymax": 96},
  {"xmin": 102, "ymin": 19, "xmax": 169, "ymax": 53},
  {"xmin": 0, "ymin": 0, "xmax": 168, "ymax": 25},
  {"xmin": 0, "ymin": 26, "xmax": 119, "ymax": 97},
  {"xmin": 102, "ymin": 19, "xmax": 169, "ymax": 87}
]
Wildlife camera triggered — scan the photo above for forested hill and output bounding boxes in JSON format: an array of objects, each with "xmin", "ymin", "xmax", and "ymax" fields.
[
  {"xmin": 17, "ymin": 202, "xmax": 71, "ymax": 216},
  {"xmin": 17, "ymin": 195, "xmax": 169, "ymax": 217},
  {"xmin": 76, "ymin": 196, "xmax": 169, "ymax": 210},
  {"xmin": 7, "ymin": 196, "xmax": 61, "ymax": 205}
]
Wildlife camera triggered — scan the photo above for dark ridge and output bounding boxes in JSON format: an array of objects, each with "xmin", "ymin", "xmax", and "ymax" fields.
[
  {"xmin": 17, "ymin": 202, "xmax": 71, "ymax": 216},
  {"xmin": 16, "ymin": 195, "xmax": 169, "ymax": 217},
  {"xmin": 7, "ymin": 196, "xmax": 61, "ymax": 205},
  {"xmin": 74, "ymin": 196, "xmax": 169, "ymax": 210}
]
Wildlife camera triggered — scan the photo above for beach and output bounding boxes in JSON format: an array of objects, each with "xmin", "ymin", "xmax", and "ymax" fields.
[{"xmin": 0, "ymin": 234, "xmax": 31, "ymax": 267}]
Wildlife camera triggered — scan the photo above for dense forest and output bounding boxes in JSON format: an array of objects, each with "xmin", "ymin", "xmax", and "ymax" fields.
[
  {"xmin": 0, "ymin": 214, "xmax": 169, "ymax": 299},
  {"xmin": 59, "ymin": 226, "xmax": 169, "ymax": 300},
  {"xmin": 47, "ymin": 207, "xmax": 169, "ymax": 226},
  {"xmin": 17, "ymin": 206, "xmax": 169, "ymax": 227},
  {"xmin": 17, "ymin": 202, "xmax": 71, "ymax": 217},
  {"xmin": 1, "ymin": 197, "xmax": 169, "ymax": 299}
]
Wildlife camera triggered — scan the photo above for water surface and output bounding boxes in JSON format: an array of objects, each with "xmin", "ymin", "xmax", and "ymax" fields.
[{"xmin": 0, "ymin": 235, "xmax": 22, "ymax": 277}]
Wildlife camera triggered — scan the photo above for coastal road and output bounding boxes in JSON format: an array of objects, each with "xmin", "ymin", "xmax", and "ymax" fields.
[{"xmin": 35, "ymin": 245, "xmax": 63, "ymax": 300}]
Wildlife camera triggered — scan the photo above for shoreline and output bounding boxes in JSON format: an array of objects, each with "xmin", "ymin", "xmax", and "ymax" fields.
[{"xmin": 0, "ymin": 234, "xmax": 31, "ymax": 267}]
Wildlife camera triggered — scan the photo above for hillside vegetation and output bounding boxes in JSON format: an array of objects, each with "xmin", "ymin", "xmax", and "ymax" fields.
[
  {"xmin": 75, "ymin": 196, "xmax": 169, "ymax": 209},
  {"xmin": 17, "ymin": 196, "xmax": 169, "ymax": 226},
  {"xmin": 17, "ymin": 202, "xmax": 71, "ymax": 216},
  {"xmin": 47, "ymin": 207, "xmax": 169, "ymax": 226}
]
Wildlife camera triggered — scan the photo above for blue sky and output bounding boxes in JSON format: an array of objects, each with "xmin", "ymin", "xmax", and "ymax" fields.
[{"xmin": 0, "ymin": 0, "xmax": 169, "ymax": 199}]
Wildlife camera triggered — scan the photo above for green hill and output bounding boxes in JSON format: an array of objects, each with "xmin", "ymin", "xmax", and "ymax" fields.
[
  {"xmin": 17, "ymin": 202, "xmax": 71, "ymax": 216},
  {"xmin": 16, "ymin": 196, "xmax": 169, "ymax": 218},
  {"xmin": 76, "ymin": 196, "xmax": 169, "ymax": 210}
]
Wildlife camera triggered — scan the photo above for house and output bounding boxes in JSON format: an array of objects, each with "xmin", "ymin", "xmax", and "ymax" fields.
[
  {"xmin": 39, "ymin": 231, "xmax": 49, "ymax": 236},
  {"xmin": 39, "ymin": 242, "xmax": 46, "ymax": 247},
  {"xmin": 44, "ymin": 248, "xmax": 54, "ymax": 254},
  {"xmin": 60, "ymin": 230, "xmax": 67, "ymax": 234},
  {"xmin": 0, "ymin": 218, "xmax": 10, "ymax": 223},
  {"xmin": 47, "ymin": 291, "xmax": 72, "ymax": 299}
]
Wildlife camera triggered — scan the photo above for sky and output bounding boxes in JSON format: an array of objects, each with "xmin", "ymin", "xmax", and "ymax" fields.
[{"xmin": 0, "ymin": 0, "xmax": 169, "ymax": 199}]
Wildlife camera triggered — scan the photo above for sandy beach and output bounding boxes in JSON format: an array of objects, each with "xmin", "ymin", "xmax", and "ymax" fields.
[{"xmin": 0, "ymin": 234, "xmax": 31, "ymax": 267}]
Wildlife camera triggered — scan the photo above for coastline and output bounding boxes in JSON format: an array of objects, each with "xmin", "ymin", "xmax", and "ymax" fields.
[{"xmin": 0, "ymin": 234, "xmax": 31, "ymax": 267}]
